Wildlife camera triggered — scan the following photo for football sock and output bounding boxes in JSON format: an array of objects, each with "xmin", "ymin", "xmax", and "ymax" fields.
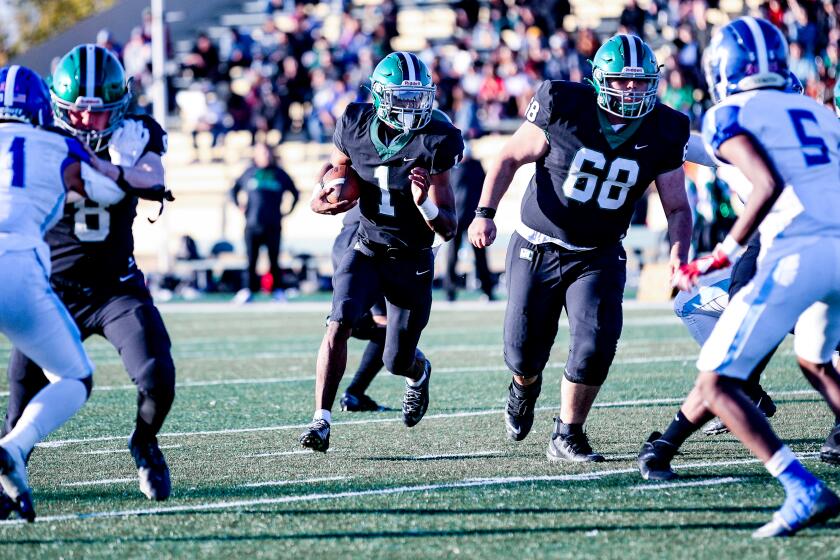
[
  {"xmin": 313, "ymin": 409, "xmax": 331, "ymax": 424},
  {"xmin": 556, "ymin": 421, "xmax": 583, "ymax": 437},
  {"xmin": 766, "ymin": 446, "xmax": 821, "ymax": 496},
  {"xmin": 346, "ymin": 339, "xmax": 385, "ymax": 396},
  {"xmin": 0, "ymin": 378, "xmax": 87, "ymax": 457},
  {"xmin": 512, "ymin": 377, "xmax": 541, "ymax": 398},
  {"xmin": 407, "ymin": 371, "xmax": 427, "ymax": 388},
  {"xmin": 660, "ymin": 410, "xmax": 699, "ymax": 450}
]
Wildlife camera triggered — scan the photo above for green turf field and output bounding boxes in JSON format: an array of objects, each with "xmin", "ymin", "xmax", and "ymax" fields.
[{"xmin": 0, "ymin": 302, "xmax": 838, "ymax": 558}]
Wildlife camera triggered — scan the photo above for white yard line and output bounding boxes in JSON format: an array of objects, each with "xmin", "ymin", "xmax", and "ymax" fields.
[
  {"xmin": 62, "ymin": 478, "xmax": 136, "ymax": 487},
  {"xmin": 242, "ymin": 476, "xmax": 350, "ymax": 488},
  {"xmin": 78, "ymin": 445, "xmax": 182, "ymax": 455},
  {"xmin": 0, "ymin": 454, "xmax": 807, "ymax": 526},
  {"xmin": 34, "ymin": 389, "xmax": 819, "ymax": 449},
  {"xmin": 408, "ymin": 451, "xmax": 502, "ymax": 460},
  {"xmin": 630, "ymin": 477, "xmax": 743, "ymax": 491}
]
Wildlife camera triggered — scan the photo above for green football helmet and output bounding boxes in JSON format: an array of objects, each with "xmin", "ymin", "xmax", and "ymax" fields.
[
  {"xmin": 588, "ymin": 34, "xmax": 660, "ymax": 119},
  {"xmin": 370, "ymin": 52, "xmax": 436, "ymax": 132},
  {"xmin": 834, "ymin": 80, "xmax": 840, "ymax": 118},
  {"xmin": 49, "ymin": 44, "xmax": 131, "ymax": 151}
]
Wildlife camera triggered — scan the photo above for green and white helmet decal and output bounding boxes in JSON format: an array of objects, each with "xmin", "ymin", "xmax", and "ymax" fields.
[
  {"xmin": 370, "ymin": 52, "xmax": 436, "ymax": 132},
  {"xmin": 588, "ymin": 34, "xmax": 660, "ymax": 119},
  {"xmin": 49, "ymin": 43, "xmax": 131, "ymax": 151},
  {"xmin": 834, "ymin": 80, "xmax": 840, "ymax": 118}
]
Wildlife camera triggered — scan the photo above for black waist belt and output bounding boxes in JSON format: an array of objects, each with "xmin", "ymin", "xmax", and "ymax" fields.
[{"xmin": 357, "ymin": 238, "xmax": 431, "ymax": 260}]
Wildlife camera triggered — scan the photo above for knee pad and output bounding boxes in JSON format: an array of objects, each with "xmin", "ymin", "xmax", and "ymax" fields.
[
  {"xmin": 503, "ymin": 349, "xmax": 545, "ymax": 380},
  {"xmin": 563, "ymin": 366, "xmax": 609, "ymax": 386},
  {"xmin": 135, "ymin": 355, "xmax": 176, "ymax": 403}
]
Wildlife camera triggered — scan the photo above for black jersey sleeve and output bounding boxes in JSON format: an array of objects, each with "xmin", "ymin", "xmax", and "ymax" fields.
[
  {"xmin": 333, "ymin": 103, "xmax": 366, "ymax": 157},
  {"xmin": 430, "ymin": 128, "xmax": 465, "ymax": 175},
  {"xmin": 524, "ymin": 80, "xmax": 557, "ymax": 130},
  {"xmin": 658, "ymin": 109, "xmax": 691, "ymax": 172}
]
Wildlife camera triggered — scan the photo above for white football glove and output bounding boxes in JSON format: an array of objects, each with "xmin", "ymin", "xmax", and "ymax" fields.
[{"xmin": 108, "ymin": 119, "xmax": 149, "ymax": 167}]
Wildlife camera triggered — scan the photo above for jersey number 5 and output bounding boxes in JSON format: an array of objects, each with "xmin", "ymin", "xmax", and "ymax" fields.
[{"xmin": 562, "ymin": 147, "xmax": 639, "ymax": 210}]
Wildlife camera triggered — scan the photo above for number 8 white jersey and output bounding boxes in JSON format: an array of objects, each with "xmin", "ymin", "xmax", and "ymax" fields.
[
  {"xmin": 702, "ymin": 89, "xmax": 840, "ymax": 244},
  {"xmin": 0, "ymin": 123, "xmax": 87, "ymax": 261}
]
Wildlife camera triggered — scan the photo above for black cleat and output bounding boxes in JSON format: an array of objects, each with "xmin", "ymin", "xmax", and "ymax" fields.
[
  {"xmin": 129, "ymin": 431, "xmax": 172, "ymax": 501},
  {"xmin": 340, "ymin": 392, "xmax": 383, "ymax": 412},
  {"xmin": 637, "ymin": 431, "xmax": 678, "ymax": 481},
  {"xmin": 402, "ymin": 358, "xmax": 432, "ymax": 428},
  {"xmin": 546, "ymin": 418, "xmax": 605, "ymax": 463},
  {"xmin": 820, "ymin": 423, "xmax": 840, "ymax": 465},
  {"xmin": 299, "ymin": 419, "xmax": 331, "ymax": 452},
  {"xmin": 0, "ymin": 489, "xmax": 15, "ymax": 521},
  {"xmin": 703, "ymin": 391, "xmax": 777, "ymax": 436},
  {"xmin": 504, "ymin": 379, "xmax": 540, "ymax": 442},
  {"xmin": 0, "ymin": 445, "xmax": 35, "ymax": 522}
]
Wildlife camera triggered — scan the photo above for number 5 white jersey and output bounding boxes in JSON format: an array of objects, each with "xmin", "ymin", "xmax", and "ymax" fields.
[
  {"xmin": 702, "ymin": 89, "xmax": 840, "ymax": 245},
  {"xmin": 0, "ymin": 123, "xmax": 88, "ymax": 266}
]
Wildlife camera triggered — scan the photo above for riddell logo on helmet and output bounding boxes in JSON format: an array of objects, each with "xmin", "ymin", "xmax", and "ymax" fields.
[
  {"xmin": 401, "ymin": 80, "xmax": 422, "ymax": 86},
  {"xmin": 621, "ymin": 67, "xmax": 644, "ymax": 74},
  {"xmin": 73, "ymin": 96, "xmax": 104, "ymax": 107}
]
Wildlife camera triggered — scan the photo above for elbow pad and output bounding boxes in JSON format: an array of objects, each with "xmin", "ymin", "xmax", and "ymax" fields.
[{"xmin": 81, "ymin": 162, "xmax": 126, "ymax": 206}]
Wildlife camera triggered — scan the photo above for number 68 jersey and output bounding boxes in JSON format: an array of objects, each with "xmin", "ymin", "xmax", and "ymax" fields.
[
  {"xmin": 48, "ymin": 114, "xmax": 167, "ymax": 283},
  {"xmin": 702, "ymin": 89, "xmax": 840, "ymax": 243},
  {"xmin": 521, "ymin": 80, "xmax": 689, "ymax": 249}
]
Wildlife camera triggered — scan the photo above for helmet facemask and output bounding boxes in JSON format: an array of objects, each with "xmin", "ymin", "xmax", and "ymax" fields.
[
  {"xmin": 51, "ymin": 89, "xmax": 131, "ymax": 152},
  {"xmin": 372, "ymin": 80, "xmax": 435, "ymax": 132},
  {"xmin": 593, "ymin": 67, "xmax": 659, "ymax": 119}
]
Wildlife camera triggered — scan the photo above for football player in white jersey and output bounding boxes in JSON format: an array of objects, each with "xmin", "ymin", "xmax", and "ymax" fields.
[
  {"xmin": 0, "ymin": 65, "xmax": 128, "ymax": 522},
  {"xmin": 645, "ymin": 17, "xmax": 840, "ymax": 537}
]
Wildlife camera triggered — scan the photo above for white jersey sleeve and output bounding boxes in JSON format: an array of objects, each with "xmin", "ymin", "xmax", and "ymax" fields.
[{"xmin": 702, "ymin": 90, "xmax": 840, "ymax": 243}]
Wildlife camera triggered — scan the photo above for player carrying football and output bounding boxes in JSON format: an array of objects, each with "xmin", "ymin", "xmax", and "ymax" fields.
[{"xmin": 300, "ymin": 51, "xmax": 463, "ymax": 451}]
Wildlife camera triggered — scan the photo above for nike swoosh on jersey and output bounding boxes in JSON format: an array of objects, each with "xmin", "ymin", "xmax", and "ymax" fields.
[
  {"xmin": 634, "ymin": 144, "xmax": 648, "ymax": 150},
  {"xmin": 403, "ymin": 157, "xmax": 418, "ymax": 162},
  {"xmin": 416, "ymin": 269, "xmax": 430, "ymax": 275}
]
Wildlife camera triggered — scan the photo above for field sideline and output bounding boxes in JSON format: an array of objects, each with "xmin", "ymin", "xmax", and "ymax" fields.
[{"xmin": 0, "ymin": 302, "xmax": 839, "ymax": 558}]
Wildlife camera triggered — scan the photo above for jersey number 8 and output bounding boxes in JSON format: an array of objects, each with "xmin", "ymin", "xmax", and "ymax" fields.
[{"xmin": 562, "ymin": 147, "xmax": 639, "ymax": 210}]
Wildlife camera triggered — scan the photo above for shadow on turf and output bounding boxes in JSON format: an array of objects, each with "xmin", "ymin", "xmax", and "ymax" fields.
[
  {"xmin": 364, "ymin": 454, "xmax": 506, "ymax": 462},
  {"xmin": 4, "ymin": 520, "xmax": 840, "ymax": 546}
]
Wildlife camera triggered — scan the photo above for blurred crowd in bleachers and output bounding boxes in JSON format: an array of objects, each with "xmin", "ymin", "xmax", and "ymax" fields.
[{"xmin": 94, "ymin": 0, "xmax": 840, "ymax": 149}]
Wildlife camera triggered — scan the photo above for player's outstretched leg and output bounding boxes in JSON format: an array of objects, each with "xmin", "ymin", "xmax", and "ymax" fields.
[
  {"xmin": 697, "ymin": 371, "xmax": 840, "ymax": 537},
  {"xmin": 0, "ymin": 445, "xmax": 34, "ymax": 522},
  {"xmin": 505, "ymin": 375, "xmax": 541, "ymax": 441},
  {"xmin": 402, "ymin": 350, "xmax": 432, "ymax": 428},
  {"xmin": 129, "ymin": 430, "xmax": 171, "ymax": 501}
]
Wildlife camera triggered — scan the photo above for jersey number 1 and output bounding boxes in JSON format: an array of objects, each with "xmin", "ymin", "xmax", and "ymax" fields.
[
  {"xmin": 374, "ymin": 165, "xmax": 395, "ymax": 216},
  {"xmin": 1, "ymin": 137, "xmax": 25, "ymax": 189}
]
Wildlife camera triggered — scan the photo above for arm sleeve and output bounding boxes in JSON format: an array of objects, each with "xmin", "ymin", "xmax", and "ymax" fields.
[
  {"xmin": 332, "ymin": 109, "xmax": 348, "ymax": 155},
  {"xmin": 430, "ymin": 129, "xmax": 465, "ymax": 175}
]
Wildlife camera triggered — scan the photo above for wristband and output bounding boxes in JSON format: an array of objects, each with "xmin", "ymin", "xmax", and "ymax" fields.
[
  {"xmin": 417, "ymin": 197, "xmax": 439, "ymax": 221},
  {"xmin": 719, "ymin": 234, "xmax": 743, "ymax": 260},
  {"xmin": 475, "ymin": 206, "xmax": 496, "ymax": 219}
]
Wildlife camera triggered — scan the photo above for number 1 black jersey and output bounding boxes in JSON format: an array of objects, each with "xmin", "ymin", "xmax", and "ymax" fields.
[
  {"xmin": 334, "ymin": 103, "xmax": 463, "ymax": 250},
  {"xmin": 521, "ymin": 80, "xmax": 689, "ymax": 248},
  {"xmin": 47, "ymin": 114, "xmax": 167, "ymax": 283}
]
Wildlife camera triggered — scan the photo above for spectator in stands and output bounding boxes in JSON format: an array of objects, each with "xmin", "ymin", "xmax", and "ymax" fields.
[
  {"xmin": 619, "ymin": 0, "xmax": 648, "ymax": 38},
  {"xmin": 790, "ymin": 40, "xmax": 819, "ymax": 84},
  {"xmin": 183, "ymin": 32, "xmax": 221, "ymax": 82},
  {"xmin": 230, "ymin": 143, "xmax": 299, "ymax": 304},
  {"xmin": 445, "ymin": 143, "xmax": 493, "ymax": 302},
  {"xmin": 97, "ymin": 29, "xmax": 123, "ymax": 61}
]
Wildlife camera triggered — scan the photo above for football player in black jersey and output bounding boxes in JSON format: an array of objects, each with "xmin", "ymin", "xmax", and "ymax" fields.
[
  {"xmin": 300, "ymin": 52, "xmax": 463, "ymax": 451},
  {"xmin": 1, "ymin": 45, "xmax": 176, "ymax": 506},
  {"xmin": 469, "ymin": 35, "xmax": 692, "ymax": 462}
]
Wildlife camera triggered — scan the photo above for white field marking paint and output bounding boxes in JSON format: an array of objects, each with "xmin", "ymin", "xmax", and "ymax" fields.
[
  {"xmin": 36, "ymin": 389, "xmax": 819, "ymax": 449},
  {"xmin": 78, "ymin": 445, "xmax": 182, "ymax": 455},
  {"xmin": 242, "ymin": 476, "xmax": 350, "ymax": 488},
  {"xmin": 630, "ymin": 477, "xmax": 743, "ymax": 491},
  {"xmin": 1, "ymin": 454, "xmax": 814, "ymax": 526},
  {"xmin": 3, "ymin": 350, "xmax": 715, "ymax": 399},
  {"xmin": 243, "ymin": 449, "xmax": 330, "ymax": 458},
  {"xmin": 407, "ymin": 451, "xmax": 502, "ymax": 460},
  {"xmin": 62, "ymin": 478, "xmax": 137, "ymax": 487}
]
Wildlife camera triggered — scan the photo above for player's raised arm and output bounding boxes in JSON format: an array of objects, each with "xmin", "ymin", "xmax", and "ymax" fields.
[{"xmin": 468, "ymin": 121, "xmax": 548, "ymax": 248}]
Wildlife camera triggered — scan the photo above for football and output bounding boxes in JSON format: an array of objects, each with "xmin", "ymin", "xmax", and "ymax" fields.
[{"xmin": 322, "ymin": 165, "xmax": 361, "ymax": 204}]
